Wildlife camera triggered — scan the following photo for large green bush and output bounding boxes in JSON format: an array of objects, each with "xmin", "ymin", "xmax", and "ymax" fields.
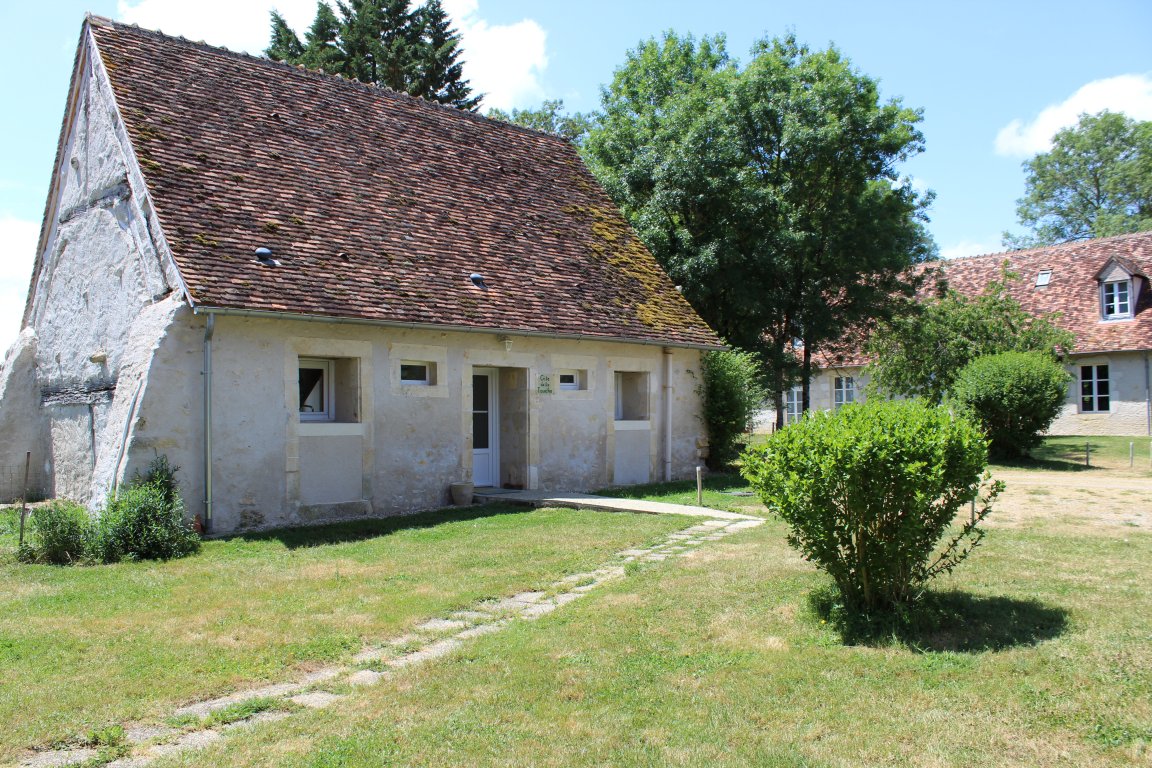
[
  {"xmin": 951, "ymin": 351, "xmax": 1069, "ymax": 460},
  {"xmin": 699, "ymin": 349, "xmax": 766, "ymax": 469},
  {"xmin": 741, "ymin": 399, "xmax": 1001, "ymax": 613},
  {"xmin": 20, "ymin": 500, "xmax": 92, "ymax": 565},
  {"xmin": 93, "ymin": 482, "xmax": 200, "ymax": 563}
]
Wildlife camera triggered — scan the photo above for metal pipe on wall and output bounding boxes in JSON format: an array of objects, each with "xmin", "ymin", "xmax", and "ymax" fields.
[
  {"xmin": 662, "ymin": 347, "xmax": 673, "ymax": 482},
  {"xmin": 202, "ymin": 313, "xmax": 215, "ymax": 532},
  {"xmin": 1144, "ymin": 350, "xmax": 1150, "ymax": 436}
]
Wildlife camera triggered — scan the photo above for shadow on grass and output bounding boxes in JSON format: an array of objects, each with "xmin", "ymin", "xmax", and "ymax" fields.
[
  {"xmin": 811, "ymin": 588, "xmax": 1069, "ymax": 652},
  {"xmin": 596, "ymin": 473, "xmax": 751, "ymax": 499},
  {"xmin": 991, "ymin": 455, "xmax": 1098, "ymax": 473},
  {"xmin": 218, "ymin": 503, "xmax": 531, "ymax": 550}
]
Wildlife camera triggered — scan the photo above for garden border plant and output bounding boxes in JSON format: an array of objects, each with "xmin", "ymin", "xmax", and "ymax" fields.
[
  {"xmin": 18, "ymin": 456, "xmax": 199, "ymax": 566},
  {"xmin": 741, "ymin": 399, "xmax": 1002, "ymax": 637}
]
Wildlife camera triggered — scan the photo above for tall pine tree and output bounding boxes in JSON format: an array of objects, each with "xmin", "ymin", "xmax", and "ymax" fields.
[{"xmin": 265, "ymin": 0, "xmax": 481, "ymax": 111}]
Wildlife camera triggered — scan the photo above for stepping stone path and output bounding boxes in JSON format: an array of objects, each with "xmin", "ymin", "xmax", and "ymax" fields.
[{"xmin": 14, "ymin": 513, "xmax": 763, "ymax": 768}]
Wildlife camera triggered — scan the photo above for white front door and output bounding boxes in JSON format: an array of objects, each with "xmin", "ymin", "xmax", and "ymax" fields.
[{"xmin": 472, "ymin": 369, "xmax": 499, "ymax": 487}]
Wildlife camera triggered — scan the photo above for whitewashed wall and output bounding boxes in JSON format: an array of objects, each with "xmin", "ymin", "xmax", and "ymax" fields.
[
  {"xmin": 0, "ymin": 30, "xmax": 183, "ymax": 506},
  {"xmin": 130, "ymin": 310, "xmax": 709, "ymax": 534}
]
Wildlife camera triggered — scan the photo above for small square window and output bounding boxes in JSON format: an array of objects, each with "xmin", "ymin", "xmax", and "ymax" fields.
[
  {"xmin": 299, "ymin": 358, "xmax": 333, "ymax": 421},
  {"xmin": 400, "ymin": 362, "xmax": 433, "ymax": 385},
  {"xmin": 556, "ymin": 368, "xmax": 586, "ymax": 391},
  {"xmin": 1035, "ymin": 270, "xmax": 1052, "ymax": 287},
  {"xmin": 299, "ymin": 357, "xmax": 360, "ymax": 422}
]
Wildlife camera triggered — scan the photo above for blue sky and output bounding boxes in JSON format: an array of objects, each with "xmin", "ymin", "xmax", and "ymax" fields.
[{"xmin": 2, "ymin": 0, "xmax": 1150, "ymax": 352}]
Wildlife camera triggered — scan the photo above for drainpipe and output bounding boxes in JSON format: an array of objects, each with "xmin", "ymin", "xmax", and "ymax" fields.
[
  {"xmin": 662, "ymin": 347, "xmax": 673, "ymax": 482},
  {"xmin": 1144, "ymin": 351, "xmax": 1150, "ymax": 437},
  {"xmin": 202, "ymin": 313, "xmax": 215, "ymax": 532}
]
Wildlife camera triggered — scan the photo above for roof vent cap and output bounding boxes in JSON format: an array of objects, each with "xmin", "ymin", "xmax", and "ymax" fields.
[
  {"xmin": 469, "ymin": 272, "xmax": 488, "ymax": 289},
  {"xmin": 254, "ymin": 247, "xmax": 281, "ymax": 267}
]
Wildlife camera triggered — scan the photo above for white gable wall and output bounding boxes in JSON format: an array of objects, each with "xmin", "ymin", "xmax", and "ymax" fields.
[{"xmin": 0, "ymin": 29, "xmax": 187, "ymax": 506}]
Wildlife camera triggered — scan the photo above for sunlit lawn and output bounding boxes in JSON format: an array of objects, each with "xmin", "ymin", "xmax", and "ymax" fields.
[
  {"xmin": 152, "ymin": 470, "xmax": 1151, "ymax": 768},
  {"xmin": 0, "ymin": 505, "xmax": 689, "ymax": 762}
]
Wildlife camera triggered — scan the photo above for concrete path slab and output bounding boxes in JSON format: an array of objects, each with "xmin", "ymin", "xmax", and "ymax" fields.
[{"xmin": 473, "ymin": 489, "xmax": 761, "ymax": 521}]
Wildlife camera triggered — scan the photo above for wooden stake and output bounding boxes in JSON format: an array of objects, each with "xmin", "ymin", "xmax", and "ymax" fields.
[
  {"xmin": 696, "ymin": 466, "xmax": 703, "ymax": 507},
  {"xmin": 18, "ymin": 451, "xmax": 30, "ymax": 550}
]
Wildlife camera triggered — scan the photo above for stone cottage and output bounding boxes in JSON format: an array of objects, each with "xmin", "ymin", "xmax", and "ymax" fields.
[{"xmin": 0, "ymin": 16, "xmax": 722, "ymax": 533}]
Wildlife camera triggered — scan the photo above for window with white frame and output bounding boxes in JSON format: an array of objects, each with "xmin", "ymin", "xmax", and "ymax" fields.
[
  {"xmin": 1080, "ymin": 365, "xmax": 1110, "ymax": 412},
  {"xmin": 299, "ymin": 357, "xmax": 361, "ymax": 422},
  {"xmin": 785, "ymin": 385, "xmax": 803, "ymax": 424},
  {"xmin": 399, "ymin": 361, "xmax": 434, "ymax": 385},
  {"xmin": 1101, "ymin": 280, "xmax": 1132, "ymax": 320},
  {"xmin": 299, "ymin": 358, "xmax": 333, "ymax": 421},
  {"xmin": 557, "ymin": 368, "xmax": 586, "ymax": 391},
  {"xmin": 834, "ymin": 376, "xmax": 856, "ymax": 409}
]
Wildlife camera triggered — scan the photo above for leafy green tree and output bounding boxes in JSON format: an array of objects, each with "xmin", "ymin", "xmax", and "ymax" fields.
[
  {"xmin": 865, "ymin": 269, "xmax": 1075, "ymax": 403},
  {"xmin": 582, "ymin": 33, "xmax": 934, "ymax": 428},
  {"xmin": 1005, "ymin": 111, "xmax": 1152, "ymax": 247},
  {"xmin": 698, "ymin": 349, "xmax": 767, "ymax": 469},
  {"xmin": 951, "ymin": 351, "xmax": 1069, "ymax": 460},
  {"xmin": 265, "ymin": 0, "xmax": 480, "ymax": 111},
  {"xmin": 487, "ymin": 100, "xmax": 594, "ymax": 144}
]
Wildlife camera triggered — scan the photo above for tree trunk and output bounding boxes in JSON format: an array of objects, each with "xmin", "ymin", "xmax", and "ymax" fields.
[
  {"xmin": 801, "ymin": 344, "xmax": 812, "ymax": 412},
  {"xmin": 774, "ymin": 366, "xmax": 785, "ymax": 430}
]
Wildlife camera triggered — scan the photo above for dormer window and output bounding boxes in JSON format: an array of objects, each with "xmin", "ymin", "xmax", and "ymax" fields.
[{"xmin": 1101, "ymin": 279, "xmax": 1131, "ymax": 320}]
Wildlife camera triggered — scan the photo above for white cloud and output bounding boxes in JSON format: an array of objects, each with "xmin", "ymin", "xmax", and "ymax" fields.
[
  {"xmin": 995, "ymin": 73, "xmax": 1152, "ymax": 157},
  {"xmin": 443, "ymin": 0, "xmax": 548, "ymax": 110},
  {"xmin": 117, "ymin": 0, "xmax": 549, "ymax": 110},
  {"xmin": 0, "ymin": 216, "xmax": 40, "ymax": 356},
  {"xmin": 117, "ymin": 0, "xmax": 319, "ymax": 55},
  {"xmin": 940, "ymin": 239, "xmax": 1000, "ymax": 260}
]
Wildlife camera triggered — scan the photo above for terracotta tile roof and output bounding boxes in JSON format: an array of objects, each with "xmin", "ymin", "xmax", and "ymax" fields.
[
  {"xmin": 85, "ymin": 17, "xmax": 721, "ymax": 348},
  {"xmin": 819, "ymin": 230, "xmax": 1152, "ymax": 368}
]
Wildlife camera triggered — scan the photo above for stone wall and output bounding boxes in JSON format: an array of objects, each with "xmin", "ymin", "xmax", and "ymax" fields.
[
  {"xmin": 0, "ymin": 29, "xmax": 183, "ymax": 506},
  {"xmin": 130, "ymin": 310, "xmax": 709, "ymax": 534}
]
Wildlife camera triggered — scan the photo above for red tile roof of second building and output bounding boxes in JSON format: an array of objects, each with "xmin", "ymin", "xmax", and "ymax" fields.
[
  {"xmin": 819, "ymin": 231, "xmax": 1152, "ymax": 369},
  {"xmin": 85, "ymin": 17, "xmax": 721, "ymax": 348}
]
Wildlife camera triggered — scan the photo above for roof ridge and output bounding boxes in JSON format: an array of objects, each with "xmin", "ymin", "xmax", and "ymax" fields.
[
  {"xmin": 944, "ymin": 230, "xmax": 1152, "ymax": 264},
  {"xmin": 85, "ymin": 14, "xmax": 573, "ymax": 146}
]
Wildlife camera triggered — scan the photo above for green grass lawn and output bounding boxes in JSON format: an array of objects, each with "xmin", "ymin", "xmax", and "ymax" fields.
[
  {"xmin": 149, "ymin": 474, "xmax": 1151, "ymax": 768},
  {"xmin": 1022, "ymin": 434, "xmax": 1152, "ymax": 472},
  {"xmin": 0, "ymin": 505, "xmax": 689, "ymax": 762}
]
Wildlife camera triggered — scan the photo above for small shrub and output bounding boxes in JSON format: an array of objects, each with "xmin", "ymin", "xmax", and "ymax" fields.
[
  {"xmin": 699, "ymin": 349, "xmax": 767, "ymax": 469},
  {"xmin": 951, "ymin": 351, "xmax": 1069, "ymax": 460},
  {"xmin": 134, "ymin": 455, "xmax": 182, "ymax": 508},
  {"xmin": 93, "ymin": 482, "xmax": 200, "ymax": 563},
  {"xmin": 21, "ymin": 501, "xmax": 92, "ymax": 565},
  {"xmin": 741, "ymin": 399, "xmax": 1001, "ymax": 614}
]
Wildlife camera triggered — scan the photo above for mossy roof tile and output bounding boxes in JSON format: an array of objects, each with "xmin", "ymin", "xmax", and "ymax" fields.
[{"xmin": 86, "ymin": 17, "xmax": 721, "ymax": 348}]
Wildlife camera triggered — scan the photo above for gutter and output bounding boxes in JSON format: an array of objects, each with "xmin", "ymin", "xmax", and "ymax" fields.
[
  {"xmin": 190, "ymin": 306, "xmax": 725, "ymax": 352},
  {"xmin": 202, "ymin": 314, "xmax": 215, "ymax": 532},
  {"xmin": 1145, "ymin": 351, "xmax": 1151, "ymax": 437},
  {"xmin": 662, "ymin": 347, "xmax": 673, "ymax": 482}
]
